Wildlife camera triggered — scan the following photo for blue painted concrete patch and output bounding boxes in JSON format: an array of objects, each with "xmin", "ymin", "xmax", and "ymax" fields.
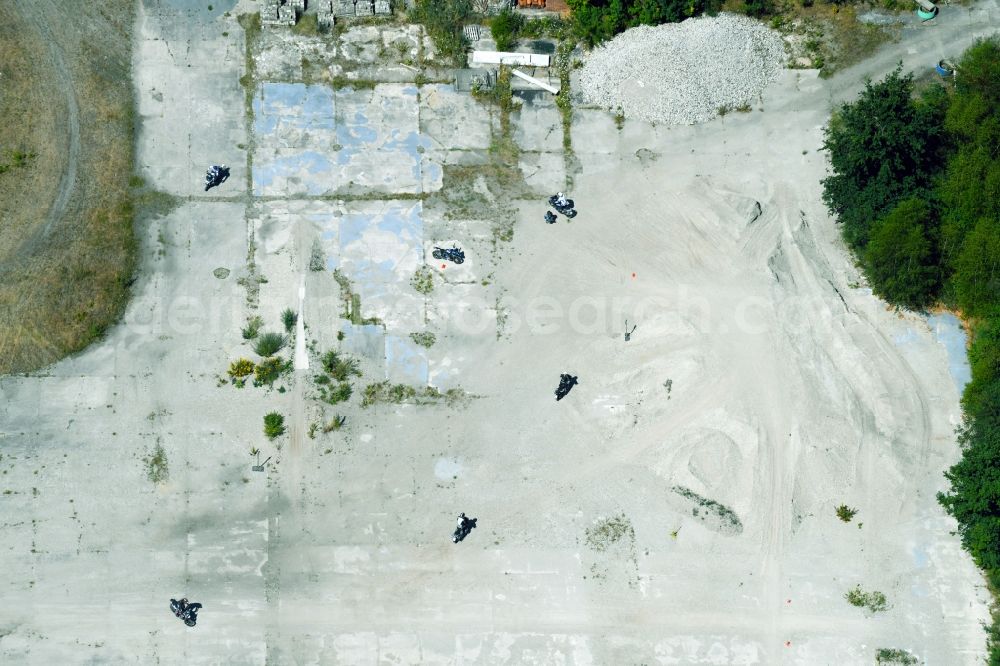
[
  {"xmin": 385, "ymin": 335, "xmax": 429, "ymax": 385},
  {"xmin": 928, "ymin": 313, "xmax": 971, "ymax": 392}
]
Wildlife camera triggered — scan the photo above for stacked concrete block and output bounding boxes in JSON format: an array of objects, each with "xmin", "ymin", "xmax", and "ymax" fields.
[
  {"xmin": 374, "ymin": 0, "xmax": 392, "ymax": 14},
  {"xmin": 334, "ymin": 0, "xmax": 355, "ymax": 16},
  {"xmin": 355, "ymin": 0, "xmax": 375, "ymax": 16},
  {"xmin": 261, "ymin": 0, "xmax": 298, "ymax": 26},
  {"xmin": 317, "ymin": 0, "xmax": 335, "ymax": 26}
]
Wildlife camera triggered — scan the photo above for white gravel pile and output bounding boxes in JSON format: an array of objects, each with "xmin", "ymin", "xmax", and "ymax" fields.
[{"xmin": 578, "ymin": 14, "xmax": 786, "ymax": 126}]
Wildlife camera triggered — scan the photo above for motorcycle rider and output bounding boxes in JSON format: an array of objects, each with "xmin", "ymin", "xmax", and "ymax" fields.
[{"xmin": 555, "ymin": 192, "xmax": 568, "ymax": 208}]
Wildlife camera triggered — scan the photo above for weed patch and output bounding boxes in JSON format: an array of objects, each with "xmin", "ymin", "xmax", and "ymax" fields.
[
  {"xmin": 143, "ymin": 442, "xmax": 169, "ymax": 484},
  {"xmin": 410, "ymin": 331, "xmax": 436, "ymax": 348},
  {"xmin": 845, "ymin": 585, "xmax": 889, "ymax": 613}
]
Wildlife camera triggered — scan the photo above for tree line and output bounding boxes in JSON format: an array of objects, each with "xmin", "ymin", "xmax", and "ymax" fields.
[{"xmin": 822, "ymin": 38, "xmax": 1000, "ymax": 662}]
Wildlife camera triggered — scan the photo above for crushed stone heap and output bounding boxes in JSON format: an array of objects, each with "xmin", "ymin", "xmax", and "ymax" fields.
[{"xmin": 578, "ymin": 14, "xmax": 786, "ymax": 126}]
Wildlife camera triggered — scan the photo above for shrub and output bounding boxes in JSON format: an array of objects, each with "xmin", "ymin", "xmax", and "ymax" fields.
[
  {"xmin": 585, "ymin": 514, "xmax": 635, "ymax": 552},
  {"xmin": 491, "ymin": 7, "xmax": 525, "ymax": 51},
  {"xmin": 263, "ymin": 412, "xmax": 286, "ymax": 439},
  {"xmin": 742, "ymin": 0, "xmax": 772, "ymax": 18},
  {"xmin": 228, "ymin": 358, "xmax": 255, "ymax": 378},
  {"xmin": 411, "ymin": 266, "xmax": 434, "ymax": 295},
  {"xmin": 875, "ymin": 648, "xmax": 918, "ymax": 665},
  {"xmin": 322, "ymin": 382, "xmax": 353, "ymax": 404},
  {"xmin": 255, "ymin": 332, "xmax": 287, "ymax": 356},
  {"xmin": 412, "ymin": 0, "xmax": 472, "ymax": 65},
  {"xmin": 242, "ymin": 316, "xmax": 263, "ymax": 340},
  {"xmin": 281, "ymin": 308, "xmax": 298, "ymax": 332},
  {"xmin": 836, "ymin": 504, "xmax": 858, "ymax": 522},
  {"xmin": 322, "ymin": 414, "xmax": 346, "ymax": 432},
  {"xmin": 321, "ymin": 351, "xmax": 361, "ymax": 381},
  {"xmin": 845, "ymin": 585, "xmax": 889, "ymax": 613},
  {"xmin": 254, "ymin": 356, "xmax": 290, "ymax": 386},
  {"xmin": 410, "ymin": 331, "xmax": 436, "ymax": 348}
]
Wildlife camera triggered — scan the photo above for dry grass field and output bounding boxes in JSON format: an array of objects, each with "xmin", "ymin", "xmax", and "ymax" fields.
[{"xmin": 0, "ymin": 0, "xmax": 138, "ymax": 374}]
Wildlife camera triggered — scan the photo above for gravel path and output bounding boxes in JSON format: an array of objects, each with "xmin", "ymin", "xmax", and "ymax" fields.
[{"xmin": 578, "ymin": 14, "xmax": 786, "ymax": 126}]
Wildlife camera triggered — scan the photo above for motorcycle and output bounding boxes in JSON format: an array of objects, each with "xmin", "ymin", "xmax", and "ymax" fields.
[
  {"xmin": 452, "ymin": 513, "xmax": 477, "ymax": 543},
  {"xmin": 204, "ymin": 165, "xmax": 230, "ymax": 191},
  {"xmin": 170, "ymin": 598, "xmax": 202, "ymax": 627},
  {"xmin": 548, "ymin": 194, "xmax": 575, "ymax": 209},
  {"xmin": 544, "ymin": 211, "xmax": 557, "ymax": 224},
  {"xmin": 548, "ymin": 195, "xmax": 578, "ymax": 219},
  {"xmin": 432, "ymin": 245, "xmax": 465, "ymax": 264},
  {"xmin": 555, "ymin": 374, "xmax": 578, "ymax": 401}
]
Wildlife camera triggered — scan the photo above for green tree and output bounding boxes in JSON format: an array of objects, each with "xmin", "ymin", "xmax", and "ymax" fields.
[
  {"xmin": 821, "ymin": 68, "xmax": 948, "ymax": 250},
  {"xmin": 742, "ymin": 0, "xmax": 772, "ymax": 18},
  {"xmin": 863, "ymin": 198, "xmax": 940, "ymax": 308},
  {"xmin": 953, "ymin": 219, "xmax": 1000, "ymax": 317}
]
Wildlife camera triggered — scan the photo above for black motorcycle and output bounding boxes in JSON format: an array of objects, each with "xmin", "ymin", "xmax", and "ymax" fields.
[
  {"xmin": 204, "ymin": 165, "xmax": 230, "ymax": 191},
  {"xmin": 548, "ymin": 195, "xmax": 578, "ymax": 219},
  {"xmin": 544, "ymin": 211, "xmax": 557, "ymax": 224},
  {"xmin": 555, "ymin": 373, "xmax": 578, "ymax": 401},
  {"xmin": 452, "ymin": 513, "xmax": 477, "ymax": 543},
  {"xmin": 170, "ymin": 598, "xmax": 202, "ymax": 627},
  {"xmin": 548, "ymin": 194, "xmax": 574, "ymax": 209},
  {"xmin": 432, "ymin": 245, "xmax": 465, "ymax": 264}
]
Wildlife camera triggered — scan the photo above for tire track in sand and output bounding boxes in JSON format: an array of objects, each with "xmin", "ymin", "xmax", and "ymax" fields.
[{"xmin": 12, "ymin": 0, "xmax": 80, "ymax": 244}]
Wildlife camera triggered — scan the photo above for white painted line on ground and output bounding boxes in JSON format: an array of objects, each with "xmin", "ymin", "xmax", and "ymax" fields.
[{"xmin": 295, "ymin": 275, "xmax": 308, "ymax": 370}]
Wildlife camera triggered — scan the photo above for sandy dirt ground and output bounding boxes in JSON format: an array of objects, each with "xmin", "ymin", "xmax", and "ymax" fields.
[{"xmin": 1, "ymin": 0, "xmax": 999, "ymax": 664}]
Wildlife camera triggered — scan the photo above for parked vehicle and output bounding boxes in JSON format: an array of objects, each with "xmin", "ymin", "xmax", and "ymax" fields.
[
  {"xmin": 432, "ymin": 245, "xmax": 465, "ymax": 264},
  {"xmin": 170, "ymin": 598, "xmax": 203, "ymax": 627}
]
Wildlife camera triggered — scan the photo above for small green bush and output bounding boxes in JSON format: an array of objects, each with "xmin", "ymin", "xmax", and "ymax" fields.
[
  {"xmin": 836, "ymin": 504, "xmax": 858, "ymax": 522},
  {"xmin": 263, "ymin": 412, "xmax": 286, "ymax": 439},
  {"xmin": 242, "ymin": 316, "xmax": 263, "ymax": 340},
  {"xmin": 845, "ymin": 585, "xmax": 889, "ymax": 613},
  {"xmin": 254, "ymin": 356, "xmax": 290, "ymax": 386},
  {"xmin": 875, "ymin": 648, "xmax": 918, "ymax": 664},
  {"xmin": 411, "ymin": 266, "xmax": 434, "ymax": 295},
  {"xmin": 329, "ymin": 382, "xmax": 353, "ymax": 404},
  {"xmin": 410, "ymin": 331, "xmax": 436, "ymax": 348},
  {"xmin": 255, "ymin": 332, "xmax": 287, "ymax": 356},
  {"xmin": 228, "ymin": 358, "xmax": 255, "ymax": 378},
  {"xmin": 491, "ymin": 7, "xmax": 525, "ymax": 51},
  {"xmin": 321, "ymin": 351, "xmax": 361, "ymax": 381},
  {"xmin": 322, "ymin": 414, "xmax": 347, "ymax": 432},
  {"xmin": 281, "ymin": 308, "xmax": 298, "ymax": 332}
]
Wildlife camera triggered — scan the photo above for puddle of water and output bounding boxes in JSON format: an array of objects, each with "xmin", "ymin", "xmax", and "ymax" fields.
[{"xmin": 927, "ymin": 313, "xmax": 971, "ymax": 392}]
